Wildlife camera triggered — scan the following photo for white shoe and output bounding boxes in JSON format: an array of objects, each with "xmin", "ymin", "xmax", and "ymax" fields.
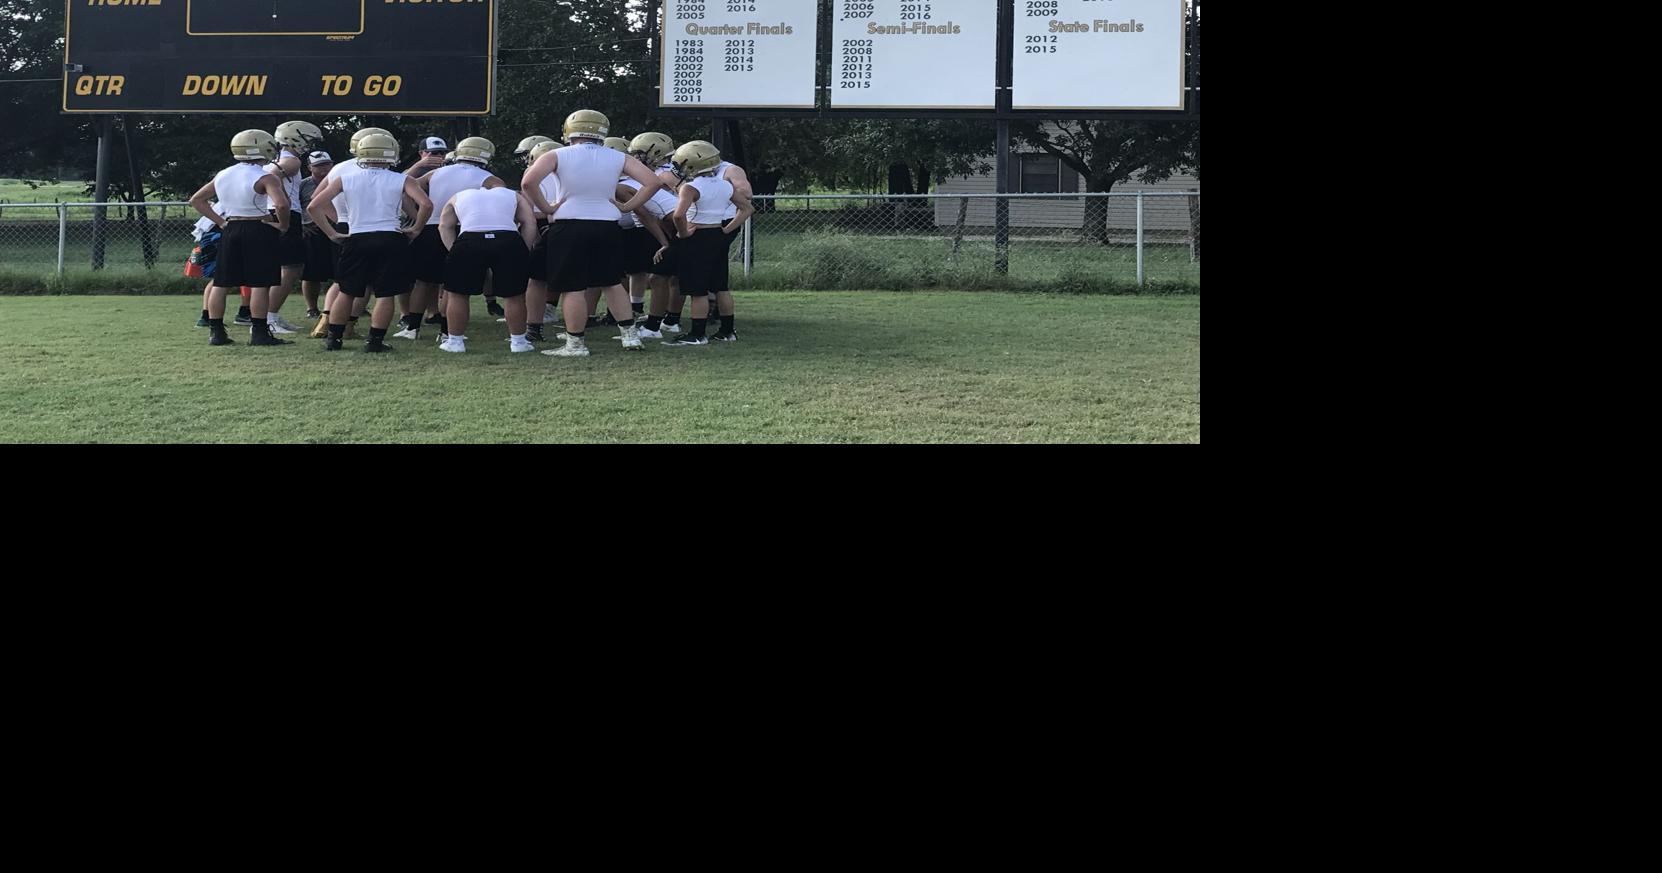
[
  {"xmin": 393, "ymin": 326, "xmax": 420, "ymax": 340},
  {"xmin": 438, "ymin": 337, "xmax": 466, "ymax": 353},
  {"xmin": 619, "ymin": 327, "xmax": 663, "ymax": 340},
  {"xmin": 265, "ymin": 321, "xmax": 297, "ymax": 335},
  {"xmin": 659, "ymin": 322, "xmax": 684, "ymax": 335},
  {"xmin": 271, "ymin": 314, "xmax": 301, "ymax": 332},
  {"xmin": 620, "ymin": 325, "xmax": 643, "ymax": 350},
  {"xmin": 542, "ymin": 336, "xmax": 589, "ymax": 357},
  {"xmin": 436, "ymin": 332, "xmax": 449, "ymax": 345},
  {"xmin": 510, "ymin": 338, "xmax": 536, "ymax": 353},
  {"xmin": 545, "ymin": 304, "xmax": 560, "ymax": 323},
  {"xmin": 495, "ymin": 317, "xmax": 508, "ymax": 323}
]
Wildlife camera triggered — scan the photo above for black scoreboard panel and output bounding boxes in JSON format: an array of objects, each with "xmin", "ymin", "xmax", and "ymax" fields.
[
  {"xmin": 185, "ymin": 0, "xmax": 364, "ymax": 36},
  {"xmin": 63, "ymin": 0, "xmax": 494, "ymax": 116}
]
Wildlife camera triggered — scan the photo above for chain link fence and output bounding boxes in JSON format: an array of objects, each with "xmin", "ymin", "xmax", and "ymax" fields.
[
  {"xmin": 738, "ymin": 192, "xmax": 1200, "ymax": 290},
  {"xmin": 2, "ymin": 192, "xmax": 1201, "ymax": 292},
  {"xmin": 0, "ymin": 201, "xmax": 199, "ymax": 288}
]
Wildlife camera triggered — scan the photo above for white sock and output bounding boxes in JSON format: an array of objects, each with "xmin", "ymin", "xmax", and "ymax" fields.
[
  {"xmin": 511, "ymin": 333, "xmax": 527, "ymax": 343},
  {"xmin": 266, "ymin": 312, "xmax": 279, "ymax": 324}
]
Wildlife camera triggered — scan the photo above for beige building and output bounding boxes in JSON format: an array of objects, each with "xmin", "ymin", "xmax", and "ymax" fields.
[{"xmin": 933, "ymin": 149, "xmax": 1199, "ymax": 236}]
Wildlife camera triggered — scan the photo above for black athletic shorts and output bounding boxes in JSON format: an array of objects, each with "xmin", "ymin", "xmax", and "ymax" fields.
[
  {"xmin": 445, "ymin": 231, "xmax": 530, "ymax": 298},
  {"xmin": 546, "ymin": 219, "xmax": 625, "ymax": 294},
  {"xmin": 527, "ymin": 218, "xmax": 550, "ymax": 282},
  {"xmin": 278, "ymin": 213, "xmax": 306, "ymax": 266},
  {"xmin": 648, "ymin": 234, "xmax": 681, "ymax": 278},
  {"xmin": 337, "ymin": 231, "xmax": 411, "ymax": 299},
  {"xmin": 676, "ymin": 226, "xmax": 733, "ymax": 297},
  {"xmin": 212, "ymin": 219, "xmax": 282, "ymax": 289},
  {"xmin": 325, "ymin": 222, "xmax": 349, "ymax": 278},
  {"xmin": 409, "ymin": 224, "xmax": 448, "ymax": 284},
  {"xmin": 302, "ymin": 223, "xmax": 334, "ymax": 282},
  {"xmin": 623, "ymin": 225, "xmax": 661, "ymax": 275}
]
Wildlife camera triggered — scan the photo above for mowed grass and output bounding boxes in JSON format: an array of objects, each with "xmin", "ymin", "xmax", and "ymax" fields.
[
  {"xmin": 0, "ymin": 292, "xmax": 1201, "ymax": 443},
  {"xmin": 0, "ymin": 179, "xmax": 86, "ymax": 206}
]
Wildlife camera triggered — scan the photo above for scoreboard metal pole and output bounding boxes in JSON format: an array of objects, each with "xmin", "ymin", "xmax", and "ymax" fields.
[
  {"xmin": 92, "ymin": 116, "xmax": 111, "ymax": 271},
  {"xmin": 994, "ymin": 0, "xmax": 1013, "ymax": 276}
]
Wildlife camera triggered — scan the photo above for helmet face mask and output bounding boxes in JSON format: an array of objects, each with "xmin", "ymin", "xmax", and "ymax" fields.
[
  {"xmin": 515, "ymin": 135, "xmax": 554, "ymax": 165},
  {"xmin": 231, "ymin": 129, "xmax": 280, "ymax": 163},
  {"xmin": 274, "ymin": 120, "xmax": 323, "ymax": 153},
  {"xmin": 670, "ymin": 140, "xmax": 722, "ymax": 180},
  {"xmin": 628, "ymin": 133, "xmax": 675, "ymax": 168}
]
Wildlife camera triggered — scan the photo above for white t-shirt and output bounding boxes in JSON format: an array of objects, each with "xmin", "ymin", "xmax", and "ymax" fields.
[
  {"xmin": 213, "ymin": 162, "xmax": 272, "ymax": 217},
  {"xmin": 265, "ymin": 149, "xmax": 303, "ymax": 213},
  {"xmin": 425, "ymin": 162, "xmax": 493, "ymax": 226},
  {"xmin": 324, "ymin": 158, "xmax": 361, "ymax": 225},
  {"xmin": 551, "ymin": 142, "xmax": 626, "ymax": 221},
  {"xmin": 339, "ymin": 167, "xmax": 408, "ymax": 234},
  {"xmin": 618, "ymin": 177, "xmax": 677, "ymax": 228},
  {"xmin": 454, "ymin": 187, "xmax": 521, "ymax": 233},
  {"xmin": 712, "ymin": 161, "xmax": 741, "ymax": 220},
  {"xmin": 686, "ymin": 175, "xmax": 735, "ymax": 226},
  {"xmin": 531, "ymin": 176, "xmax": 561, "ymax": 218}
]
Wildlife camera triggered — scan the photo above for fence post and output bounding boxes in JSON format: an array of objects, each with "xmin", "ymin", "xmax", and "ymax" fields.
[
  {"xmin": 950, "ymin": 196, "xmax": 968, "ymax": 261},
  {"xmin": 93, "ymin": 117, "xmax": 112, "ymax": 270},
  {"xmin": 1136, "ymin": 191, "xmax": 1146, "ymax": 287},
  {"xmin": 57, "ymin": 203, "xmax": 68, "ymax": 278},
  {"xmin": 1188, "ymin": 188, "xmax": 1200, "ymax": 262},
  {"xmin": 743, "ymin": 215, "xmax": 753, "ymax": 278},
  {"xmin": 56, "ymin": 202, "xmax": 68, "ymax": 277},
  {"xmin": 994, "ymin": 123, "xmax": 1011, "ymax": 275}
]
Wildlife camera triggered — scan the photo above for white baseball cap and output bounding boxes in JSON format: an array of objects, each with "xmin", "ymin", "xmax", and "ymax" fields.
[
  {"xmin": 420, "ymin": 136, "xmax": 451, "ymax": 152},
  {"xmin": 307, "ymin": 150, "xmax": 334, "ymax": 165}
]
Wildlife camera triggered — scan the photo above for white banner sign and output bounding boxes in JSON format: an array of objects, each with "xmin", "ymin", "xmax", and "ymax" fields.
[
  {"xmin": 830, "ymin": 1, "xmax": 999, "ymax": 109},
  {"xmin": 660, "ymin": 0, "xmax": 819, "ymax": 109},
  {"xmin": 1012, "ymin": 0, "xmax": 1187, "ymax": 110}
]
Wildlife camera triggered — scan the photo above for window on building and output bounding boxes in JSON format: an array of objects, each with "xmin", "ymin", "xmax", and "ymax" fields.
[{"xmin": 1020, "ymin": 155, "xmax": 1062, "ymax": 194}]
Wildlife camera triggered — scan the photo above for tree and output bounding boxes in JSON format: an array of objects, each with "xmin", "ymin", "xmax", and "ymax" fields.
[
  {"xmin": 0, "ymin": 0, "xmax": 88, "ymax": 181},
  {"xmin": 3, "ymin": 0, "xmax": 1197, "ymax": 213},
  {"xmin": 1010, "ymin": 3, "xmax": 1199, "ymax": 245}
]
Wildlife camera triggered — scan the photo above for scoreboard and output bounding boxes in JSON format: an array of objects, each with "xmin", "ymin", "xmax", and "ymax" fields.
[{"xmin": 63, "ymin": 0, "xmax": 495, "ymax": 116}]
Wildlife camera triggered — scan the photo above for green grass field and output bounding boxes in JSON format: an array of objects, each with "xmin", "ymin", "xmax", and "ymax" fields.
[
  {"xmin": 3, "ymin": 225, "xmax": 1198, "ymax": 294},
  {"xmin": 0, "ymin": 179, "xmax": 85, "ymax": 205},
  {"xmin": 0, "ymin": 292, "xmax": 1201, "ymax": 443}
]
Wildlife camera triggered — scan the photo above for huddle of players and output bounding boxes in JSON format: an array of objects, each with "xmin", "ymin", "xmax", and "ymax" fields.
[{"xmin": 187, "ymin": 111, "xmax": 754, "ymax": 357}]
